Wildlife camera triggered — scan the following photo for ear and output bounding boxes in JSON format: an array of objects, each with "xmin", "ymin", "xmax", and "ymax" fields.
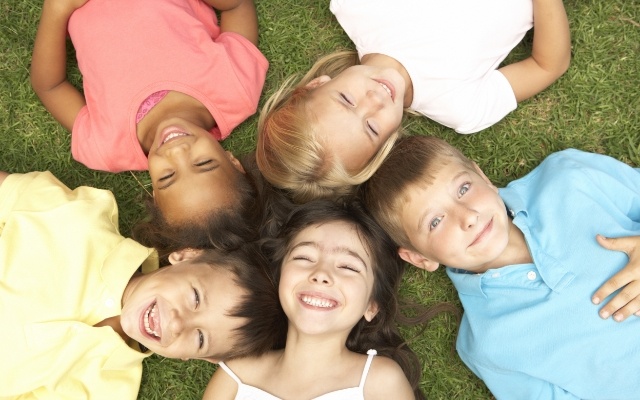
[
  {"xmin": 472, "ymin": 162, "xmax": 498, "ymax": 192},
  {"xmin": 398, "ymin": 247, "xmax": 440, "ymax": 271},
  {"xmin": 168, "ymin": 248, "xmax": 204, "ymax": 265},
  {"xmin": 364, "ymin": 301, "xmax": 379, "ymax": 322},
  {"xmin": 305, "ymin": 75, "xmax": 331, "ymax": 89},
  {"xmin": 225, "ymin": 151, "xmax": 245, "ymax": 174}
]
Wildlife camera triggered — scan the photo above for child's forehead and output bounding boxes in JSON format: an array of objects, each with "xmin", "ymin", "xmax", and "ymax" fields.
[{"xmin": 412, "ymin": 156, "xmax": 471, "ymax": 190}]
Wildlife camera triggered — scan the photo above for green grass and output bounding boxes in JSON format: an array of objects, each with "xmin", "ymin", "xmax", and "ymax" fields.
[{"xmin": 1, "ymin": 0, "xmax": 638, "ymax": 398}]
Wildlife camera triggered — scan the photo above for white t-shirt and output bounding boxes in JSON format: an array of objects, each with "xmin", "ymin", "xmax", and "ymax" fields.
[{"xmin": 330, "ymin": 0, "xmax": 533, "ymax": 133}]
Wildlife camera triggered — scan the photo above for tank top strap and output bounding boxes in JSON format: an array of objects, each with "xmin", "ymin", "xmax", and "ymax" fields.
[
  {"xmin": 358, "ymin": 349, "xmax": 378, "ymax": 388},
  {"xmin": 217, "ymin": 361, "xmax": 243, "ymax": 385}
]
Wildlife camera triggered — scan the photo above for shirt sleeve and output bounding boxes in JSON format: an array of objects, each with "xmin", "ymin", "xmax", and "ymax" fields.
[
  {"xmin": 424, "ymin": 70, "xmax": 517, "ymax": 134},
  {"xmin": 213, "ymin": 32, "xmax": 268, "ymax": 139}
]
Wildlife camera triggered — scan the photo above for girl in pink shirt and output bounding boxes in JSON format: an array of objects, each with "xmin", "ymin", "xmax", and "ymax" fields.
[{"xmin": 31, "ymin": 0, "xmax": 268, "ymax": 250}]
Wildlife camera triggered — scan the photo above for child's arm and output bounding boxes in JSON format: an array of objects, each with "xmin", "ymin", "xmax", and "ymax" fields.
[
  {"xmin": 499, "ymin": 0, "xmax": 571, "ymax": 102},
  {"xmin": 30, "ymin": 0, "xmax": 87, "ymax": 131},
  {"xmin": 202, "ymin": 364, "xmax": 240, "ymax": 400},
  {"xmin": 591, "ymin": 235, "xmax": 640, "ymax": 322},
  {"xmin": 204, "ymin": 0, "xmax": 259, "ymax": 46},
  {"xmin": 364, "ymin": 357, "xmax": 415, "ymax": 400}
]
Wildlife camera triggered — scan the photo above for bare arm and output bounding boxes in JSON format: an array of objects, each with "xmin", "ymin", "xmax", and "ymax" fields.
[
  {"xmin": 202, "ymin": 365, "xmax": 238, "ymax": 400},
  {"xmin": 499, "ymin": 0, "xmax": 571, "ymax": 102},
  {"xmin": 30, "ymin": 0, "xmax": 88, "ymax": 131},
  {"xmin": 364, "ymin": 357, "xmax": 415, "ymax": 400},
  {"xmin": 203, "ymin": 0, "xmax": 259, "ymax": 46},
  {"xmin": 592, "ymin": 235, "xmax": 640, "ymax": 322}
]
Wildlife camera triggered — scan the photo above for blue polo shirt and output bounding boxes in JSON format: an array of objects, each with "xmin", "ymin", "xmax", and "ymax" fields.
[{"xmin": 447, "ymin": 150, "xmax": 640, "ymax": 399}]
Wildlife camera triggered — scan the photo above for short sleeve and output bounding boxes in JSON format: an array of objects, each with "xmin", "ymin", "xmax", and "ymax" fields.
[
  {"xmin": 419, "ymin": 70, "xmax": 517, "ymax": 134},
  {"xmin": 213, "ymin": 32, "xmax": 268, "ymax": 139}
]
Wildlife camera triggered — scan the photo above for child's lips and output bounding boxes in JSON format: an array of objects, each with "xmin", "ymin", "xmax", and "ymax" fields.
[
  {"xmin": 158, "ymin": 126, "xmax": 192, "ymax": 149},
  {"xmin": 470, "ymin": 218, "xmax": 493, "ymax": 247},
  {"xmin": 374, "ymin": 79, "xmax": 396, "ymax": 101}
]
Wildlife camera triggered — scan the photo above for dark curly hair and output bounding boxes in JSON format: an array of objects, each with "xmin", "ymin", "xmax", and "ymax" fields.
[{"xmin": 133, "ymin": 155, "xmax": 262, "ymax": 263}]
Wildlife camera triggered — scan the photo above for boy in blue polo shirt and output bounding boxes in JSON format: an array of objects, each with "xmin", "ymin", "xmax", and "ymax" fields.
[{"xmin": 362, "ymin": 135, "xmax": 640, "ymax": 399}]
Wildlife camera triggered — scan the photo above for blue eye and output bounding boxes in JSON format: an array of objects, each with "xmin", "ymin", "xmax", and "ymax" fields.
[
  {"xmin": 459, "ymin": 183, "xmax": 470, "ymax": 197},
  {"xmin": 430, "ymin": 216, "xmax": 442, "ymax": 230}
]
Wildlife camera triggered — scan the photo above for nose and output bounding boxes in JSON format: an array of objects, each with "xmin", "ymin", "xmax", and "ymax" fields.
[
  {"xmin": 459, "ymin": 205, "xmax": 479, "ymax": 231},
  {"xmin": 309, "ymin": 263, "xmax": 333, "ymax": 285},
  {"xmin": 362, "ymin": 88, "xmax": 384, "ymax": 111},
  {"xmin": 168, "ymin": 309, "xmax": 187, "ymax": 337}
]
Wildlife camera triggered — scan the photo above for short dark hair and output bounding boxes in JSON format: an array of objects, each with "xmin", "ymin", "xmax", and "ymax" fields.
[{"xmin": 193, "ymin": 246, "xmax": 287, "ymax": 360}]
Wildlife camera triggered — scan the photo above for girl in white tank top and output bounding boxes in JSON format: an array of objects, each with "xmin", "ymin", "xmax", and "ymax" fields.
[{"xmin": 203, "ymin": 201, "xmax": 430, "ymax": 399}]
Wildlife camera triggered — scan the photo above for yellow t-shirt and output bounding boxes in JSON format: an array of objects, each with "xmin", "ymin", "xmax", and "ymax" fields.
[{"xmin": 0, "ymin": 172, "xmax": 158, "ymax": 400}]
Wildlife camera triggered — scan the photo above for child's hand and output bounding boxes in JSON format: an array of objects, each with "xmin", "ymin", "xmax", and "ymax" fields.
[{"xmin": 592, "ymin": 234, "xmax": 640, "ymax": 322}]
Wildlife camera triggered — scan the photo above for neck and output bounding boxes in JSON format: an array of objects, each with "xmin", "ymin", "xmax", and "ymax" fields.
[
  {"xmin": 360, "ymin": 53, "xmax": 414, "ymax": 106},
  {"xmin": 478, "ymin": 221, "xmax": 533, "ymax": 272},
  {"xmin": 279, "ymin": 326, "xmax": 352, "ymax": 371},
  {"xmin": 136, "ymin": 91, "xmax": 215, "ymax": 153}
]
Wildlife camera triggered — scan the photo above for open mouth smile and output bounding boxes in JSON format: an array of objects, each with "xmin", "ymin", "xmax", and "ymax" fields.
[
  {"xmin": 299, "ymin": 294, "xmax": 338, "ymax": 309},
  {"xmin": 143, "ymin": 301, "xmax": 161, "ymax": 340}
]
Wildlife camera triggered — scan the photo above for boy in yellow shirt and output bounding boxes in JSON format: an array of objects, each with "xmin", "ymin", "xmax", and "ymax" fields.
[{"xmin": 0, "ymin": 171, "xmax": 284, "ymax": 400}]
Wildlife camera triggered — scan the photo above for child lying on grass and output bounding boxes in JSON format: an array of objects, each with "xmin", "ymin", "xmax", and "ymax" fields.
[
  {"xmin": 362, "ymin": 135, "xmax": 640, "ymax": 398},
  {"xmin": 0, "ymin": 171, "xmax": 285, "ymax": 400}
]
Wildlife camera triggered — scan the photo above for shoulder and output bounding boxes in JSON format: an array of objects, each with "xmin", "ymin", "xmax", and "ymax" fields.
[{"xmin": 363, "ymin": 356, "xmax": 414, "ymax": 400}]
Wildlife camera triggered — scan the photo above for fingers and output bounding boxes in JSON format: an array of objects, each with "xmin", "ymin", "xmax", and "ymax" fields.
[
  {"xmin": 595, "ymin": 234, "xmax": 635, "ymax": 256},
  {"xmin": 594, "ymin": 280, "xmax": 640, "ymax": 322},
  {"xmin": 592, "ymin": 234, "xmax": 640, "ymax": 322}
]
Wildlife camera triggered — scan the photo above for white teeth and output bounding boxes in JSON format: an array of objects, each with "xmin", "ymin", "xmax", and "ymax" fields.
[
  {"xmin": 162, "ymin": 132, "xmax": 189, "ymax": 144},
  {"xmin": 379, "ymin": 82, "xmax": 392, "ymax": 97},
  {"xmin": 144, "ymin": 303, "xmax": 160, "ymax": 338},
  {"xmin": 301, "ymin": 295, "xmax": 335, "ymax": 308}
]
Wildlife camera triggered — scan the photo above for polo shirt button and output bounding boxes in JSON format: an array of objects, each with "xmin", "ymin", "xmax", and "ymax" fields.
[
  {"xmin": 527, "ymin": 271, "xmax": 537, "ymax": 281},
  {"xmin": 105, "ymin": 298, "xmax": 115, "ymax": 308}
]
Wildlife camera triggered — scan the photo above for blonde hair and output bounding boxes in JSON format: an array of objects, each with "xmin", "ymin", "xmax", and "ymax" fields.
[{"xmin": 257, "ymin": 50, "xmax": 402, "ymax": 203}]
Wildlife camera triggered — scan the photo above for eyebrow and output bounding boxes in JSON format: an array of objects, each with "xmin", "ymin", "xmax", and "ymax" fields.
[
  {"xmin": 291, "ymin": 241, "xmax": 369, "ymax": 270},
  {"xmin": 158, "ymin": 164, "xmax": 219, "ymax": 191}
]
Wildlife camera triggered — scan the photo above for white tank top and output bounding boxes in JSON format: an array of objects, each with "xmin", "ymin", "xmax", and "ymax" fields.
[{"xmin": 218, "ymin": 349, "xmax": 378, "ymax": 400}]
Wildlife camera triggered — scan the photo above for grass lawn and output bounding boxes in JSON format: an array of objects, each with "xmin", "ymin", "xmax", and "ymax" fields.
[{"xmin": 1, "ymin": 0, "xmax": 638, "ymax": 398}]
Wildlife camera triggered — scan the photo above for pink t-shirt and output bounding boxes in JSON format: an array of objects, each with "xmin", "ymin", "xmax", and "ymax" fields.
[{"xmin": 68, "ymin": 0, "xmax": 268, "ymax": 172}]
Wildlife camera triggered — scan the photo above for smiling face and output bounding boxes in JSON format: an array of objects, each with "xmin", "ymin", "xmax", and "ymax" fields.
[
  {"xmin": 305, "ymin": 65, "xmax": 406, "ymax": 172},
  {"xmin": 398, "ymin": 158, "xmax": 514, "ymax": 273},
  {"xmin": 147, "ymin": 117, "xmax": 245, "ymax": 225},
  {"xmin": 120, "ymin": 253, "xmax": 247, "ymax": 362},
  {"xmin": 278, "ymin": 221, "xmax": 378, "ymax": 337}
]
